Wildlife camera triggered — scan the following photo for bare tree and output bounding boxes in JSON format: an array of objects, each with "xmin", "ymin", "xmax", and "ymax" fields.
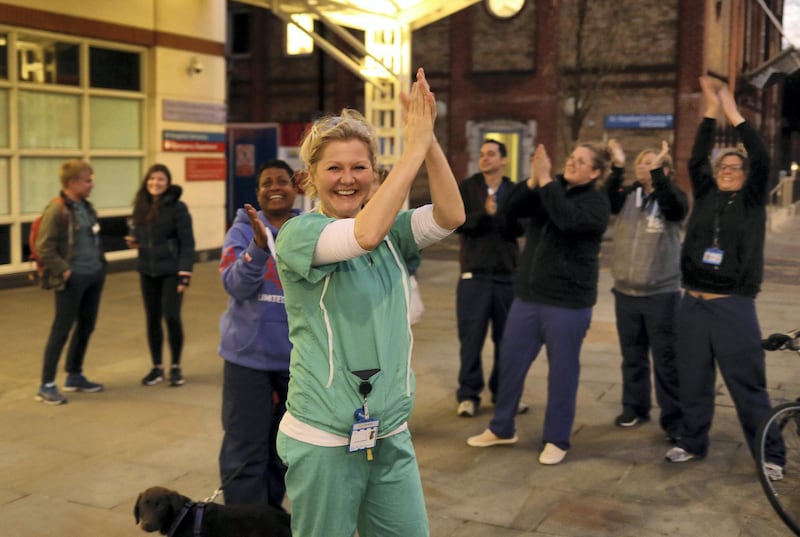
[{"xmin": 558, "ymin": 0, "xmax": 638, "ymax": 147}]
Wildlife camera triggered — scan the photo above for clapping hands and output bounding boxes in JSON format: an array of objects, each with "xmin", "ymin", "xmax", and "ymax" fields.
[{"xmin": 399, "ymin": 68, "xmax": 436, "ymax": 157}]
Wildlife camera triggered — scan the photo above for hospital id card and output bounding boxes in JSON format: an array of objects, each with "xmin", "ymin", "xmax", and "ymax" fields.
[
  {"xmin": 349, "ymin": 419, "xmax": 379, "ymax": 452},
  {"xmin": 702, "ymin": 247, "xmax": 724, "ymax": 266}
]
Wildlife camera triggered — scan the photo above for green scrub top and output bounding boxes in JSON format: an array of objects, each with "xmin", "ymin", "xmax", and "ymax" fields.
[{"xmin": 276, "ymin": 210, "xmax": 423, "ymax": 438}]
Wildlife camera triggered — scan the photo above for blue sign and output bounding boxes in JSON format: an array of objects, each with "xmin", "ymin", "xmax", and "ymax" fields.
[
  {"xmin": 163, "ymin": 130, "xmax": 226, "ymax": 142},
  {"xmin": 604, "ymin": 114, "xmax": 674, "ymax": 129}
]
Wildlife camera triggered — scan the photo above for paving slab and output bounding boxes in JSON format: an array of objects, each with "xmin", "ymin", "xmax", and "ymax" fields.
[{"xmin": 1, "ymin": 216, "xmax": 799, "ymax": 536}]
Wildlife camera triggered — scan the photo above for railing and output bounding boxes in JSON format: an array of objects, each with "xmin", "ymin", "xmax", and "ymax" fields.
[{"xmin": 769, "ymin": 162, "xmax": 798, "ymax": 209}]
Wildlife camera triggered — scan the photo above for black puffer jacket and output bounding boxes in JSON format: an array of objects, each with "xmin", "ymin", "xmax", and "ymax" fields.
[{"xmin": 132, "ymin": 185, "xmax": 195, "ymax": 277}]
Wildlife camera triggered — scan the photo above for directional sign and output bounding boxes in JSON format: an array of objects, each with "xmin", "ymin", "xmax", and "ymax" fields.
[
  {"xmin": 162, "ymin": 130, "xmax": 226, "ymax": 152},
  {"xmin": 604, "ymin": 114, "xmax": 674, "ymax": 129}
]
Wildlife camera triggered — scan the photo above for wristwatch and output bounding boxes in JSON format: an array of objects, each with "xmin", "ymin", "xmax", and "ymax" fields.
[{"xmin": 484, "ymin": 0, "xmax": 525, "ymax": 19}]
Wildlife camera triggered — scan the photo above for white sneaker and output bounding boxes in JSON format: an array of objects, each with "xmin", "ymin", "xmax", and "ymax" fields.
[
  {"xmin": 457, "ymin": 400, "xmax": 476, "ymax": 417},
  {"xmin": 665, "ymin": 446, "xmax": 697, "ymax": 463},
  {"xmin": 466, "ymin": 429, "xmax": 518, "ymax": 447},
  {"xmin": 538, "ymin": 442, "xmax": 567, "ymax": 465},
  {"xmin": 764, "ymin": 462, "xmax": 784, "ymax": 481}
]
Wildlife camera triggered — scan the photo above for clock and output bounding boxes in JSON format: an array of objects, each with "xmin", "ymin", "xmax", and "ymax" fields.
[{"xmin": 484, "ymin": 0, "xmax": 525, "ymax": 19}]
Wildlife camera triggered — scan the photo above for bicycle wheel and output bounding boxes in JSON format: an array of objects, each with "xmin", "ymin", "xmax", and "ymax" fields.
[{"xmin": 756, "ymin": 401, "xmax": 800, "ymax": 536}]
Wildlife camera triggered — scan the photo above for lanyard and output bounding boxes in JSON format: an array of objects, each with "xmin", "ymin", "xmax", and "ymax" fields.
[{"xmin": 711, "ymin": 191, "xmax": 737, "ymax": 249}]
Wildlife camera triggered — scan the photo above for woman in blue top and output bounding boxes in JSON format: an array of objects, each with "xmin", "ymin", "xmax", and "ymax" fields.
[
  {"xmin": 217, "ymin": 159, "xmax": 301, "ymax": 509},
  {"xmin": 274, "ymin": 68, "xmax": 465, "ymax": 537}
]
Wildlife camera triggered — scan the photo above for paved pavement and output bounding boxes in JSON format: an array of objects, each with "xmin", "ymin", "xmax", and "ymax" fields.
[{"xmin": 1, "ymin": 213, "xmax": 799, "ymax": 537}]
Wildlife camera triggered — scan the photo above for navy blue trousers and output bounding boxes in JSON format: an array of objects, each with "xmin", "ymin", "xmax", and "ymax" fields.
[
  {"xmin": 456, "ymin": 275, "xmax": 514, "ymax": 404},
  {"xmin": 41, "ymin": 269, "xmax": 105, "ymax": 385},
  {"xmin": 614, "ymin": 290, "xmax": 681, "ymax": 436},
  {"xmin": 219, "ymin": 360, "xmax": 289, "ymax": 508},
  {"xmin": 675, "ymin": 293, "xmax": 784, "ymax": 464},
  {"xmin": 489, "ymin": 299, "xmax": 591, "ymax": 451}
]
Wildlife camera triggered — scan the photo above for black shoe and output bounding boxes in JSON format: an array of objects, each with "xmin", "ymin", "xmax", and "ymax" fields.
[
  {"xmin": 63, "ymin": 374, "xmax": 104, "ymax": 393},
  {"xmin": 614, "ymin": 414, "xmax": 649, "ymax": 427},
  {"xmin": 36, "ymin": 385, "xmax": 68, "ymax": 405},
  {"xmin": 141, "ymin": 368, "xmax": 164, "ymax": 386},
  {"xmin": 169, "ymin": 366, "xmax": 184, "ymax": 387}
]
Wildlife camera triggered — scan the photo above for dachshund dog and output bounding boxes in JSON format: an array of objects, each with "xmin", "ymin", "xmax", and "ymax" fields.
[{"xmin": 134, "ymin": 486, "xmax": 291, "ymax": 537}]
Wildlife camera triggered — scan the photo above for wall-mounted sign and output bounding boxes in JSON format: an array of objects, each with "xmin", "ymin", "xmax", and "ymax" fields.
[
  {"xmin": 163, "ymin": 99, "xmax": 227, "ymax": 124},
  {"xmin": 604, "ymin": 114, "xmax": 674, "ymax": 129},
  {"xmin": 163, "ymin": 130, "xmax": 225, "ymax": 152},
  {"xmin": 185, "ymin": 157, "xmax": 226, "ymax": 181}
]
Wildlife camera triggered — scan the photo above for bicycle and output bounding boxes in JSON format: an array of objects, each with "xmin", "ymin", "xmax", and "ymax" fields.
[{"xmin": 755, "ymin": 329, "xmax": 800, "ymax": 536}]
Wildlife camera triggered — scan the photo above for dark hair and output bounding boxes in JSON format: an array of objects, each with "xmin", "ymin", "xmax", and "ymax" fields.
[
  {"xmin": 482, "ymin": 138, "xmax": 507, "ymax": 158},
  {"xmin": 577, "ymin": 143, "xmax": 612, "ymax": 182},
  {"xmin": 131, "ymin": 164, "xmax": 172, "ymax": 226},
  {"xmin": 257, "ymin": 159, "xmax": 295, "ymax": 184}
]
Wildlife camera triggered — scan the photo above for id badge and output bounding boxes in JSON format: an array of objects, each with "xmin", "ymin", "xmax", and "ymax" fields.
[
  {"xmin": 349, "ymin": 418, "xmax": 379, "ymax": 452},
  {"xmin": 702, "ymin": 247, "xmax": 724, "ymax": 266}
]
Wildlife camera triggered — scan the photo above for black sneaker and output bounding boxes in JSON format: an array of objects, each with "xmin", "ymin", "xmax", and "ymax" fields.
[
  {"xmin": 36, "ymin": 385, "xmax": 67, "ymax": 405},
  {"xmin": 614, "ymin": 414, "xmax": 648, "ymax": 427},
  {"xmin": 169, "ymin": 366, "xmax": 184, "ymax": 387},
  {"xmin": 141, "ymin": 368, "xmax": 164, "ymax": 386},
  {"xmin": 63, "ymin": 374, "xmax": 104, "ymax": 393}
]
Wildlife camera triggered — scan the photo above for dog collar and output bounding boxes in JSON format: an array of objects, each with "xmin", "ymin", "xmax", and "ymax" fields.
[
  {"xmin": 166, "ymin": 501, "xmax": 194, "ymax": 537},
  {"xmin": 193, "ymin": 503, "xmax": 206, "ymax": 537}
]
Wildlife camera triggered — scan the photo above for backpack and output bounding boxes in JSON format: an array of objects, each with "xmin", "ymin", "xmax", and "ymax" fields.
[{"xmin": 28, "ymin": 197, "xmax": 67, "ymax": 284}]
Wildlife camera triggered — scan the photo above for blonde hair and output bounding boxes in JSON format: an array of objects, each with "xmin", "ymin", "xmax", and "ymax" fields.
[
  {"xmin": 635, "ymin": 149, "xmax": 673, "ymax": 176},
  {"xmin": 59, "ymin": 159, "xmax": 93, "ymax": 189},
  {"xmin": 298, "ymin": 108, "xmax": 378, "ymax": 198}
]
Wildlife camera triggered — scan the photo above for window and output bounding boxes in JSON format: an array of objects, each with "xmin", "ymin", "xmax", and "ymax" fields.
[
  {"xmin": 90, "ymin": 97, "xmax": 141, "ymax": 149},
  {"xmin": 90, "ymin": 47, "xmax": 141, "ymax": 90},
  {"xmin": 0, "ymin": 158, "xmax": 8, "ymax": 215},
  {"xmin": 0, "ymin": 33, "xmax": 7, "ymax": 79},
  {"xmin": 17, "ymin": 34, "xmax": 79, "ymax": 86},
  {"xmin": 19, "ymin": 91, "xmax": 81, "ymax": 149},
  {"xmin": 2, "ymin": 28, "xmax": 145, "ymax": 268},
  {"xmin": 0, "ymin": 88, "xmax": 8, "ymax": 148}
]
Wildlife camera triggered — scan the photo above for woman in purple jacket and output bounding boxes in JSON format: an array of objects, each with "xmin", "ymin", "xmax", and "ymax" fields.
[{"xmin": 217, "ymin": 159, "xmax": 300, "ymax": 509}]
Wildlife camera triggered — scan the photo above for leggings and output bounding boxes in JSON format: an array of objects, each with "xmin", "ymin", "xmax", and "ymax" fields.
[{"xmin": 139, "ymin": 273, "xmax": 184, "ymax": 366}]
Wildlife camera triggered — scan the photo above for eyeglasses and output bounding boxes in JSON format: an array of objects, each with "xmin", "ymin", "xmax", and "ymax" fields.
[{"xmin": 718, "ymin": 164, "xmax": 744, "ymax": 172}]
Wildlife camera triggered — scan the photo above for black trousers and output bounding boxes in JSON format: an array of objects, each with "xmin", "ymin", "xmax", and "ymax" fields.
[
  {"xmin": 219, "ymin": 360, "xmax": 289, "ymax": 508},
  {"xmin": 675, "ymin": 293, "xmax": 785, "ymax": 464},
  {"xmin": 139, "ymin": 273, "xmax": 184, "ymax": 366},
  {"xmin": 41, "ymin": 269, "xmax": 105, "ymax": 385},
  {"xmin": 614, "ymin": 290, "xmax": 682, "ymax": 436},
  {"xmin": 456, "ymin": 275, "xmax": 514, "ymax": 404}
]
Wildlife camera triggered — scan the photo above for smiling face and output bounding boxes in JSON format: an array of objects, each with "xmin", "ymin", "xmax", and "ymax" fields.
[
  {"xmin": 635, "ymin": 151, "xmax": 657, "ymax": 186},
  {"xmin": 478, "ymin": 141, "xmax": 507, "ymax": 176},
  {"xmin": 715, "ymin": 154, "xmax": 746, "ymax": 192},
  {"xmin": 313, "ymin": 139, "xmax": 374, "ymax": 219},
  {"xmin": 146, "ymin": 170, "xmax": 170, "ymax": 198},
  {"xmin": 564, "ymin": 146, "xmax": 601, "ymax": 186},
  {"xmin": 257, "ymin": 166, "xmax": 296, "ymax": 216}
]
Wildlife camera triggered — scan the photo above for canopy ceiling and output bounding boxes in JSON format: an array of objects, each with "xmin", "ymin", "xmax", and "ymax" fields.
[{"xmin": 234, "ymin": 0, "xmax": 482, "ymax": 31}]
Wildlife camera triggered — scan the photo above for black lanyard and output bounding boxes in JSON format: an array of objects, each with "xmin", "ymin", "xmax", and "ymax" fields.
[{"xmin": 711, "ymin": 191, "xmax": 737, "ymax": 248}]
